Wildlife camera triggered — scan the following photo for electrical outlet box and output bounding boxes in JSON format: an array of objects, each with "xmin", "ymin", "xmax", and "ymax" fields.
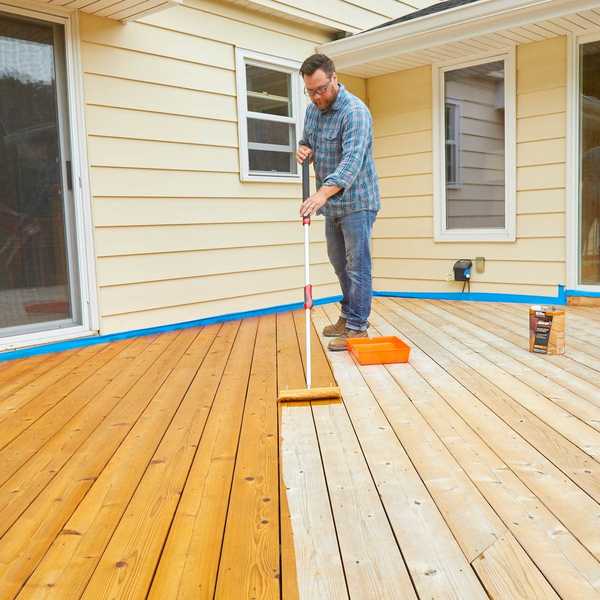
[
  {"xmin": 475, "ymin": 256, "xmax": 485, "ymax": 273},
  {"xmin": 446, "ymin": 272, "xmax": 455, "ymax": 282}
]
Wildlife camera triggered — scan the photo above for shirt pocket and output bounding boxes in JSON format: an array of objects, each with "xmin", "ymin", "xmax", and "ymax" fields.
[{"xmin": 317, "ymin": 123, "xmax": 341, "ymax": 157}]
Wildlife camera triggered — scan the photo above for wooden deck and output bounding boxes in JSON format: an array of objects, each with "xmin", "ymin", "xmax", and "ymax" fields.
[{"xmin": 0, "ymin": 299, "xmax": 599, "ymax": 599}]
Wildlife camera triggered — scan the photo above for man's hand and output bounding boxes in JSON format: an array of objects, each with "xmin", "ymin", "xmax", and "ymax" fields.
[
  {"xmin": 296, "ymin": 145, "xmax": 313, "ymax": 164},
  {"xmin": 300, "ymin": 190, "xmax": 328, "ymax": 217}
]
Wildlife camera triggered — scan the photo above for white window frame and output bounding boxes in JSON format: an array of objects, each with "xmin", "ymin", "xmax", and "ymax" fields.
[
  {"xmin": 0, "ymin": 0, "xmax": 98, "ymax": 352},
  {"xmin": 235, "ymin": 48, "xmax": 304, "ymax": 183},
  {"xmin": 567, "ymin": 31, "xmax": 600, "ymax": 292},
  {"xmin": 445, "ymin": 99, "xmax": 461, "ymax": 189},
  {"xmin": 432, "ymin": 49, "xmax": 516, "ymax": 242}
]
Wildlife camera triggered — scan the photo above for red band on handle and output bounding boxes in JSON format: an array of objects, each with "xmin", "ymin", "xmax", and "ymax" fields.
[
  {"xmin": 302, "ymin": 215, "xmax": 311, "ymax": 225},
  {"xmin": 304, "ymin": 284, "xmax": 313, "ymax": 310}
]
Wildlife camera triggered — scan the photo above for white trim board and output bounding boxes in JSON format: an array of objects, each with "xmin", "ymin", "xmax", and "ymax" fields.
[
  {"xmin": 432, "ymin": 48, "xmax": 516, "ymax": 243},
  {"xmin": 566, "ymin": 30, "xmax": 600, "ymax": 292},
  {"xmin": 235, "ymin": 48, "xmax": 305, "ymax": 183},
  {"xmin": 0, "ymin": 2, "xmax": 99, "ymax": 352},
  {"xmin": 319, "ymin": 0, "xmax": 600, "ymax": 72}
]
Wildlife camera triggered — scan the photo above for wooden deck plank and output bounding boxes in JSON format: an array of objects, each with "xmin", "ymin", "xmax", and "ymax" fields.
[
  {"xmin": 214, "ymin": 315, "xmax": 280, "ymax": 599},
  {"xmin": 322, "ymin": 305, "xmax": 506, "ymax": 562},
  {"xmin": 74, "ymin": 326, "xmax": 224, "ymax": 597},
  {"xmin": 314, "ymin": 306, "xmax": 488, "ymax": 599},
  {"xmin": 390, "ymin": 300, "xmax": 600, "ymax": 462},
  {"xmin": 0, "ymin": 352, "xmax": 75, "ymax": 403},
  {"xmin": 146, "ymin": 319, "xmax": 257, "ymax": 599},
  {"xmin": 473, "ymin": 302, "xmax": 600, "ymax": 372},
  {"xmin": 415, "ymin": 301, "xmax": 600, "ymax": 430},
  {"xmin": 0, "ymin": 335, "xmax": 159, "ymax": 528},
  {"xmin": 492, "ymin": 303, "xmax": 600, "ymax": 360},
  {"xmin": 371, "ymin": 300, "xmax": 600, "ymax": 598},
  {"xmin": 0, "ymin": 329, "xmax": 196, "ymax": 599},
  {"xmin": 276, "ymin": 311, "xmax": 348, "ymax": 600},
  {"xmin": 0, "ymin": 339, "xmax": 133, "ymax": 452},
  {"xmin": 0, "ymin": 346, "xmax": 103, "ymax": 418},
  {"xmin": 0, "ymin": 355, "xmax": 49, "ymax": 386},
  {"xmin": 293, "ymin": 309, "xmax": 418, "ymax": 600},
  {"xmin": 472, "ymin": 533, "xmax": 560, "ymax": 599},
  {"xmin": 433, "ymin": 301, "xmax": 600, "ymax": 408},
  {"xmin": 411, "ymin": 302, "xmax": 600, "ymax": 508},
  {"xmin": 19, "ymin": 324, "xmax": 227, "ymax": 599},
  {"xmin": 0, "ymin": 299, "xmax": 599, "ymax": 599},
  {"xmin": 382, "ymin": 299, "xmax": 600, "ymax": 557},
  {"xmin": 498, "ymin": 302, "xmax": 600, "ymax": 349},
  {"xmin": 440, "ymin": 300, "xmax": 600, "ymax": 388}
]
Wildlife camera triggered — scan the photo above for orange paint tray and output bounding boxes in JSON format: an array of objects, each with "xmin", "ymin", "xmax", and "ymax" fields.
[{"xmin": 347, "ymin": 336, "xmax": 410, "ymax": 365}]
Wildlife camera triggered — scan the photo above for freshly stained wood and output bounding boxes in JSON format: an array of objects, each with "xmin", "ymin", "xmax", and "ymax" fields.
[
  {"xmin": 1, "ymin": 299, "xmax": 599, "ymax": 599},
  {"xmin": 148, "ymin": 319, "xmax": 257, "ymax": 599},
  {"xmin": 0, "ymin": 335, "xmax": 160, "ymax": 534},
  {"xmin": 0, "ymin": 330, "xmax": 196, "ymax": 599},
  {"xmin": 20, "ymin": 325, "xmax": 226, "ymax": 599},
  {"xmin": 215, "ymin": 316, "xmax": 280, "ymax": 599},
  {"xmin": 0, "ymin": 347, "xmax": 97, "ymax": 413},
  {"xmin": 0, "ymin": 339, "xmax": 132, "ymax": 452}
]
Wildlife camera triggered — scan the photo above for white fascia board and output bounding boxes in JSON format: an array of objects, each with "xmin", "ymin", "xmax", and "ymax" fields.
[
  {"xmin": 319, "ymin": 0, "xmax": 600, "ymax": 69},
  {"xmin": 231, "ymin": 0, "xmax": 359, "ymax": 34},
  {"xmin": 122, "ymin": 0, "xmax": 182, "ymax": 22}
]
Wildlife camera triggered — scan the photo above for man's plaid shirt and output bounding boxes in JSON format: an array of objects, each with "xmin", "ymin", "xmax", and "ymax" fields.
[{"xmin": 299, "ymin": 83, "xmax": 380, "ymax": 218}]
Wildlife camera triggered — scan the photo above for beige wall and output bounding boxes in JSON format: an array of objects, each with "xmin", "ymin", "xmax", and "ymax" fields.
[
  {"xmin": 368, "ymin": 36, "xmax": 567, "ymax": 297},
  {"xmin": 82, "ymin": 0, "xmax": 365, "ymax": 334}
]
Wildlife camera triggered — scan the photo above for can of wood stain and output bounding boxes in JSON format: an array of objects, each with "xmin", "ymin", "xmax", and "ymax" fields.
[{"xmin": 528, "ymin": 305, "xmax": 565, "ymax": 355}]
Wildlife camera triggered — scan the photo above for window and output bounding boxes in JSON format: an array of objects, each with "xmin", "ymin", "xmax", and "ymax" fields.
[
  {"xmin": 433, "ymin": 52, "xmax": 515, "ymax": 241},
  {"xmin": 235, "ymin": 49, "xmax": 304, "ymax": 181},
  {"xmin": 445, "ymin": 101, "xmax": 460, "ymax": 187}
]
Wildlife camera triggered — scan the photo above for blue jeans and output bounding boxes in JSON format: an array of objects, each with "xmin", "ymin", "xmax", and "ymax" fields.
[{"xmin": 325, "ymin": 210, "xmax": 377, "ymax": 332}]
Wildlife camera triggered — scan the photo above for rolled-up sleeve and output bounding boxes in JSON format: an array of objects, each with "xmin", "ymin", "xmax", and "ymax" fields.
[{"xmin": 323, "ymin": 107, "xmax": 370, "ymax": 190}]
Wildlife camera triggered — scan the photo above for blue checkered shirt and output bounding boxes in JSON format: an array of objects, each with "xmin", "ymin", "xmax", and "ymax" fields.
[{"xmin": 299, "ymin": 83, "xmax": 380, "ymax": 218}]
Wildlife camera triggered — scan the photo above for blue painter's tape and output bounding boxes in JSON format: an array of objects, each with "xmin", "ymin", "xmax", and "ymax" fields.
[
  {"xmin": 0, "ymin": 294, "xmax": 343, "ymax": 363},
  {"xmin": 373, "ymin": 286, "xmax": 566, "ymax": 306},
  {"xmin": 6, "ymin": 282, "xmax": 596, "ymax": 364},
  {"xmin": 566, "ymin": 288, "xmax": 600, "ymax": 298}
]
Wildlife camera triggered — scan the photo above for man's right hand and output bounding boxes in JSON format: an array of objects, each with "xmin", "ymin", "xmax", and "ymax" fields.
[{"xmin": 296, "ymin": 145, "xmax": 313, "ymax": 165}]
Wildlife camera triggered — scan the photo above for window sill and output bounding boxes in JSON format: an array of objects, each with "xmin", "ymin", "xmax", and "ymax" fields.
[
  {"xmin": 240, "ymin": 173, "xmax": 301, "ymax": 184},
  {"xmin": 434, "ymin": 229, "xmax": 515, "ymax": 243}
]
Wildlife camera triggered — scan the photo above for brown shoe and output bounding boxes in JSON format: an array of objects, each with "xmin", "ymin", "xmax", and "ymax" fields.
[
  {"xmin": 328, "ymin": 327, "xmax": 368, "ymax": 352},
  {"xmin": 322, "ymin": 317, "xmax": 347, "ymax": 337}
]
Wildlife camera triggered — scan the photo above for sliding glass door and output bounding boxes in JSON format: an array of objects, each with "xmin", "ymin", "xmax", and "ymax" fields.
[
  {"xmin": 0, "ymin": 11, "xmax": 82, "ymax": 339},
  {"xmin": 579, "ymin": 40, "xmax": 600, "ymax": 286}
]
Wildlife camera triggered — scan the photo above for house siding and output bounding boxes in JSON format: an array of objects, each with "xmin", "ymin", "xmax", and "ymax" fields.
[
  {"xmin": 81, "ymin": 0, "xmax": 372, "ymax": 334},
  {"xmin": 369, "ymin": 35, "xmax": 567, "ymax": 297}
]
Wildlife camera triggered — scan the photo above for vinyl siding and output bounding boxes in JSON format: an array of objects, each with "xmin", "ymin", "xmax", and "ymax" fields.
[
  {"xmin": 80, "ymin": 0, "xmax": 358, "ymax": 334},
  {"xmin": 368, "ymin": 36, "xmax": 567, "ymax": 297}
]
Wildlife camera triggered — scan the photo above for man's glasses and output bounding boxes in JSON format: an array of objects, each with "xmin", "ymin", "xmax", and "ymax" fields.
[{"xmin": 304, "ymin": 79, "xmax": 332, "ymax": 97}]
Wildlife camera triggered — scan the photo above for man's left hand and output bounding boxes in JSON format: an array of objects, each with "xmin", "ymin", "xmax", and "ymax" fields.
[{"xmin": 300, "ymin": 191, "xmax": 328, "ymax": 217}]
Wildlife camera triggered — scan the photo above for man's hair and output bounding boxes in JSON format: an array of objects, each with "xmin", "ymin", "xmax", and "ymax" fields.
[{"xmin": 300, "ymin": 54, "xmax": 336, "ymax": 78}]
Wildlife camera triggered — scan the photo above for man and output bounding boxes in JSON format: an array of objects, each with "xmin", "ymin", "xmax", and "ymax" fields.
[{"xmin": 297, "ymin": 53, "xmax": 380, "ymax": 351}]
